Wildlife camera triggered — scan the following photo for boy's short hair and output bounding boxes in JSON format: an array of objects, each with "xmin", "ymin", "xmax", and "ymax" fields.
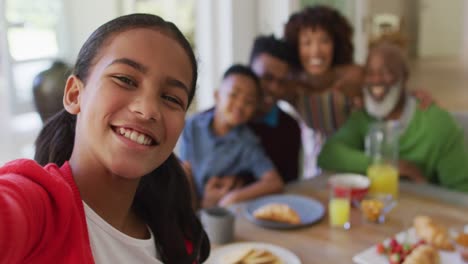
[
  {"xmin": 249, "ymin": 35, "xmax": 296, "ymax": 65},
  {"xmin": 222, "ymin": 64, "xmax": 261, "ymax": 97}
]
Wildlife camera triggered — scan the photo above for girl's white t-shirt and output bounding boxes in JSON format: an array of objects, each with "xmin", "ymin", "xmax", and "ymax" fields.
[{"xmin": 83, "ymin": 202, "xmax": 163, "ymax": 264}]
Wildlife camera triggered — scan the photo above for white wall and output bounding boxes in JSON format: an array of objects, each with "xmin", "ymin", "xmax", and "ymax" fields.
[
  {"xmin": 195, "ymin": 0, "xmax": 299, "ymax": 111},
  {"xmin": 62, "ymin": 0, "xmax": 123, "ymax": 63},
  {"xmin": 418, "ymin": 0, "xmax": 463, "ymax": 57}
]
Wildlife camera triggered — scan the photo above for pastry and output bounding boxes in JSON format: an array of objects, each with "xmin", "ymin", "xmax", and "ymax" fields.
[
  {"xmin": 223, "ymin": 248, "xmax": 255, "ymax": 264},
  {"xmin": 253, "ymin": 203, "xmax": 301, "ymax": 225},
  {"xmin": 402, "ymin": 244, "xmax": 439, "ymax": 264},
  {"xmin": 225, "ymin": 248, "xmax": 284, "ymax": 264},
  {"xmin": 413, "ymin": 216, "xmax": 454, "ymax": 251}
]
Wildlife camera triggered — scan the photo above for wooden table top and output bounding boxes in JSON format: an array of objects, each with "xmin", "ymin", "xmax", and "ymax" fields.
[{"xmin": 224, "ymin": 175, "xmax": 468, "ymax": 264}]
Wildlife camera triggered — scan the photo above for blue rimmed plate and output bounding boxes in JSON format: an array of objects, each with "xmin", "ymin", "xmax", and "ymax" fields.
[{"xmin": 244, "ymin": 194, "xmax": 325, "ymax": 229}]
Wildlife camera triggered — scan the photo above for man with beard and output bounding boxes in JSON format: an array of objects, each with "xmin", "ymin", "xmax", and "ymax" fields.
[
  {"xmin": 318, "ymin": 42, "xmax": 468, "ymax": 193},
  {"xmin": 247, "ymin": 35, "xmax": 301, "ymax": 183}
]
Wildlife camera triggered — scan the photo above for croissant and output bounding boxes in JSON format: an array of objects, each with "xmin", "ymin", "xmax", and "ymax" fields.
[
  {"xmin": 253, "ymin": 203, "xmax": 301, "ymax": 225},
  {"xmin": 224, "ymin": 248, "xmax": 283, "ymax": 264},
  {"xmin": 402, "ymin": 245, "xmax": 439, "ymax": 264},
  {"xmin": 413, "ymin": 216, "xmax": 454, "ymax": 251}
]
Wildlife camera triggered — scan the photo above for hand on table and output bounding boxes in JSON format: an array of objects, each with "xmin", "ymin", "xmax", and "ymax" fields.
[
  {"xmin": 218, "ymin": 191, "xmax": 240, "ymax": 207},
  {"xmin": 398, "ymin": 160, "xmax": 427, "ymax": 183},
  {"xmin": 201, "ymin": 176, "xmax": 243, "ymax": 208}
]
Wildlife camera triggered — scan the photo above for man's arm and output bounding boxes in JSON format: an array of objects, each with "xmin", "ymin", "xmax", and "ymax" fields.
[{"xmin": 317, "ymin": 112, "xmax": 371, "ymax": 174}]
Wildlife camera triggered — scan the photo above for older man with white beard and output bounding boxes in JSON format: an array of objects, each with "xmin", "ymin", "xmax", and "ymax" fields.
[{"xmin": 317, "ymin": 42, "xmax": 468, "ymax": 193}]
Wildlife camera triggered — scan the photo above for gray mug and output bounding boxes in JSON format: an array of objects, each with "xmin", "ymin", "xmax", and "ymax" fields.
[{"xmin": 200, "ymin": 207, "xmax": 235, "ymax": 245}]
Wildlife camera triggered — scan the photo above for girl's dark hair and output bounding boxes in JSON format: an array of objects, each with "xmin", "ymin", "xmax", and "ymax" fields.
[
  {"xmin": 34, "ymin": 13, "xmax": 209, "ymax": 263},
  {"xmin": 284, "ymin": 5, "xmax": 354, "ymax": 69}
]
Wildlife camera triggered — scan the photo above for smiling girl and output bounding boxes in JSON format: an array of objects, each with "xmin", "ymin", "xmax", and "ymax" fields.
[{"xmin": 0, "ymin": 14, "xmax": 209, "ymax": 263}]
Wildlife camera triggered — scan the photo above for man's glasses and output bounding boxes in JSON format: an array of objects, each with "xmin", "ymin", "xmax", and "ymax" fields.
[{"xmin": 260, "ymin": 73, "xmax": 287, "ymax": 86}]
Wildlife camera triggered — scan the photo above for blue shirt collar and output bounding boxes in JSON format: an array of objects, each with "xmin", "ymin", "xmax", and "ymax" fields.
[{"xmin": 258, "ymin": 105, "xmax": 280, "ymax": 127}]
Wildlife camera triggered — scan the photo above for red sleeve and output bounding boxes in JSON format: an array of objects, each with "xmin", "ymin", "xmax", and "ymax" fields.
[{"xmin": 0, "ymin": 174, "xmax": 47, "ymax": 262}]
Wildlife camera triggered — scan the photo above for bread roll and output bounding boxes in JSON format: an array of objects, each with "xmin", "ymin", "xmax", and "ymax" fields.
[
  {"xmin": 225, "ymin": 248, "xmax": 283, "ymax": 264},
  {"xmin": 413, "ymin": 216, "xmax": 454, "ymax": 251},
  {"xmin": 402, "ymin": 244, "xmax": 439, "ymax": 264}
]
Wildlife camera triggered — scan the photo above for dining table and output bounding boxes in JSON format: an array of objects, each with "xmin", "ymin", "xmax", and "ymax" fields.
[{"xmin": 220, "ymin": 174, "xmax": 468, "ymax": 264}]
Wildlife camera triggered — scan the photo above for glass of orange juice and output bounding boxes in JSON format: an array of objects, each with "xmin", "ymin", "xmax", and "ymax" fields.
[
  {"xmin": 366, "ymin": 121, "xmax": 400, "ymax": 199},
  {"xmin": 329, "ymin": 184, "xmax": 351, "ymax": 229}
]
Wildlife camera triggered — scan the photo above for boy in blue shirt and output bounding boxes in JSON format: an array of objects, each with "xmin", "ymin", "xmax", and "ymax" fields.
[{"xmin": 180, "ymin": 65, "xmax": 284, "ymax": 208}]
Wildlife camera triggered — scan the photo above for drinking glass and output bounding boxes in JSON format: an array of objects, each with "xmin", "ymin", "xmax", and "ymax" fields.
[{"xmin": 329, "ymin": 184, "xmax": 351, "ymax": 230}]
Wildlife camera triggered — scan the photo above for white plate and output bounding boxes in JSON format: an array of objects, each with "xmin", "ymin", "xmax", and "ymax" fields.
[
  {"xmin": 205, "ymin": 242, "xmax": 301, "ymax": 264},
  {"xmin": 353, "ymin": 228, "xmax": 464, "ymax": 264}
]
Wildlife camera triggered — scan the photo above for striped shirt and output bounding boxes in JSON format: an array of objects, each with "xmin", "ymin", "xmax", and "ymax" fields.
[{"xmin": 296, "ymin": 89, "xmax": 352, "ymax": 137}]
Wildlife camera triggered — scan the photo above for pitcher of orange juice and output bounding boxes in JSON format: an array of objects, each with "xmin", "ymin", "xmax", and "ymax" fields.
[{"xmin": 365, "ymin": 121, "xmax": 399, "ymax": 198}]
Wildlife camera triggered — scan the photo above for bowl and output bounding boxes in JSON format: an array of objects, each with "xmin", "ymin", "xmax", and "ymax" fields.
[
  {"xmin": 355, "ymin": 193, "xmax": 397, "ymax": 223},
  {"xmin": 328, "ymin": 173, "xmax": 370, "ymax": 202}
]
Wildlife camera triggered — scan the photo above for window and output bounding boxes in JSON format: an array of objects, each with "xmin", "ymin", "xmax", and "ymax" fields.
[
  {"xmin": 3, "ymin": 0, "xmax": 63, "ymax": 114},
  {"xmin": 134, "ymin": 0, "xmax": 195, "ymax": 47}
]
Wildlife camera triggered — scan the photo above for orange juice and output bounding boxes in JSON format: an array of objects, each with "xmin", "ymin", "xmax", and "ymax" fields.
[
  {"xmin": 329, "ymin": 198, "xmax": 350, "ymax": 227},
  {"xmin": 367, "ymin": 163, "xmax": 399, "ymax": 198}
]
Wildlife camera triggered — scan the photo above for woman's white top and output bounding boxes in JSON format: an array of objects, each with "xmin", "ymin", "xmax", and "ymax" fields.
[{"xmin": 83, "ymin": 202, "xmax": 163, "ymax": 264}]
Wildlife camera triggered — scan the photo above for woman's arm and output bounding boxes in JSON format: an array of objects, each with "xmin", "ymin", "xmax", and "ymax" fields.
[{"xmin": 289, "ymin": 64, "xmax": 364, "ymax": 95}]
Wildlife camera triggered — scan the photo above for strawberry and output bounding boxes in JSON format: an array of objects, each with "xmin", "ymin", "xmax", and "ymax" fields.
[
  {"xmin": 402, "ymin": 243, "xmax": 412, "ymax": 254},
  {"xmin": 376, "ymin": 243, "xmax": 386, "ymax": 254},
  {"xmin": 390, "ymin": 238, "xmax": 399, "ymax": 248},
  {"xmin": 394, "ymin": 244, "xmax": 403, "ymax": 254},
  {"xmin": 389, "ymin": 253, "xmax": 400, "ymax": 264}
]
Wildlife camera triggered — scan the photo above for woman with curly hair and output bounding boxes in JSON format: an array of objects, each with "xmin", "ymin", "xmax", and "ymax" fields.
[
  {"xmin": 284, "ymin": 5, "xmax": 363, "ymax": 136},
  {"xmin": 281, "ymin": 5, "xmax": 363, "ymax": 177}
]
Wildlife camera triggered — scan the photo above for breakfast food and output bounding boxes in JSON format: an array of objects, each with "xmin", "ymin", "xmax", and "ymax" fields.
[
  {"xmin": 413, "ymin": 216, "xmax": 454, "ymax": 251},
  {"xmin": 456, "ymin": 232, "xmax": 468, "ymax": 247},
  {"xmin": 376, "ymin": 237, "xmax": 427, "ymax": 264},
  {"xmin": 455, "ymin": 232, "xmax": 468, "ymax": 262},
  {"xmin": 253, "ymin": 203, "xmax": 301, "ymax": 225},
  {"xmin": 360, "ymin": 198, "xmax": 384, "ymax": 222},
  {"xmin": 402, "ymin": 244, "xmax": 440, "ymax": 264},
  {"xmin": 224, "ymin": 248, "xmax": 284, "ymax": 264}
]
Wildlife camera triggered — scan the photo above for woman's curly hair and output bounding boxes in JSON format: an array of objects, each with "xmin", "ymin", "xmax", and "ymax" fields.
[{"xmin": 284, "ymin": 5, "xmax": 354, "ymax": 69}]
